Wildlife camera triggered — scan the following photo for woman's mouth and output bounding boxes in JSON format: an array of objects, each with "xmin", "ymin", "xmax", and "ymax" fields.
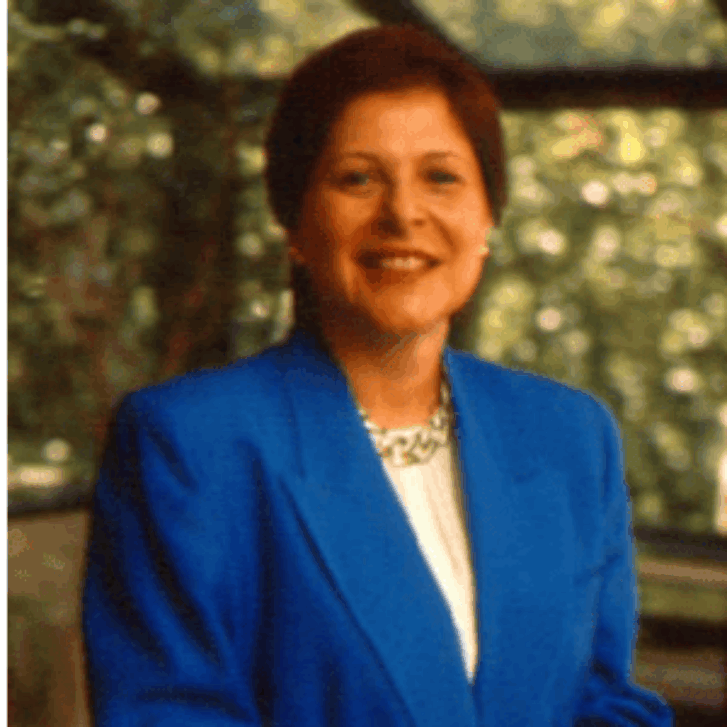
[
  {"xmin": 358, "ymin": 252, "xmax": 438, "ymax": 272},
  {"xmin": 377, "ymin": 256, "xmax": 431, "ymax": 271},
  {"xmin": 357, "ymin": 251, "xmax": 439, "ymax": 285}
]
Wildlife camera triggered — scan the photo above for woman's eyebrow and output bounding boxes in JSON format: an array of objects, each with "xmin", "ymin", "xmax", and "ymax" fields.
[
  {"xmin": 422, "ymin": 151, "xmax": 462, "ymax": 161},
  {"xmin": 335, "ymin": 151, "xmax": 462, "ymax": 162}
]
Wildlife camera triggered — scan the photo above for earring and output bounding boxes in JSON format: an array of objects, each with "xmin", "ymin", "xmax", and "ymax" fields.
[
  {"xmin": 479, "ymin": 230, "xmax": 492, "ymax": 255},
  {"xmin": 289, "ymin": 247, "xmax": 305, "ymax": 265}
]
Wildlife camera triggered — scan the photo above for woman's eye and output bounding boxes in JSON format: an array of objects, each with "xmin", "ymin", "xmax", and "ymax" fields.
[
  {"xmin": 428, "ymin": 170, "xmax": 458, "ymax": 185},
  {"xmin": 340, "ymin": 171, "xmax": 371, "ymax": 187}
]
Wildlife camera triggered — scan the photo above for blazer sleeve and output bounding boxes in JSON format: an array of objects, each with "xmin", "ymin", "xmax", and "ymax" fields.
[
  {"xmin": 572, "ymin": 402, "xmax": 674, "ymax": 727},
  {"xmin": 82, "ymin": 393, "xmax": 263, "ymax": 727}
]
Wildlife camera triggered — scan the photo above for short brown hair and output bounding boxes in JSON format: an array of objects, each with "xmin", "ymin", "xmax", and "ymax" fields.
[{"xmin": 264, "ymin": 24, "xmax": 507, "ymax": 231}]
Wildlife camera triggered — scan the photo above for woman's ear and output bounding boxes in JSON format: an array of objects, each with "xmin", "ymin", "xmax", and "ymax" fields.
[{"xmin": 287, "ymin": 230, "xmax": 307, "ymax": 265}]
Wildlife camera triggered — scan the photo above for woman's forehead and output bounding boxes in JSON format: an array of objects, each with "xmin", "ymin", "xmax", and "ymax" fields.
[{"xmin": 324, "ymin": 88, "xmax": 476, "ymax": 162}]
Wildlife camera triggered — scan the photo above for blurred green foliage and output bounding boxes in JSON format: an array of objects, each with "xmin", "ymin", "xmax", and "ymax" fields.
[
  {"xmin": 7, "ymin": 0, "xmax": 727, "ymax": 533},
  {"xmin": 483, "ymin": 108, "xmax": 727, "ymax": 535}
]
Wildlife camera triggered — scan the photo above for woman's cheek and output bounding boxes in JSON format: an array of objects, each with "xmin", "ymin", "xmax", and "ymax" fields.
[{"xmin": 455, "ymin": 255, "xmax": 485, "ymax": 301}]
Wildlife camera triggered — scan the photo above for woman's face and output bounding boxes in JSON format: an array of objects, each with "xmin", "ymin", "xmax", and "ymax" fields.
[{"xmin": 289, "ymin": 87, "xmax": 493, "ymax": 338}]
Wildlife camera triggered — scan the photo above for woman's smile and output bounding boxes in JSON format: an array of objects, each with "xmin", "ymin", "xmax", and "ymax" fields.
[
  {"xmin": 357, "ymin": 246, "xmax": 441, "ymax": 287},
  {"xmin": 360, "ymin": 256, "xmax": 439, "ymax": 291},
  {"xmin": 360, "ymin": 255, "xmax": 435, "ymax": 272}
]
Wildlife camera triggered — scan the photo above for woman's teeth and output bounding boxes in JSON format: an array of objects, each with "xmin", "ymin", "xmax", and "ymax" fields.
[{"xmin": 377, "ymin": 257, "xmax": 429, "ymax": 270}]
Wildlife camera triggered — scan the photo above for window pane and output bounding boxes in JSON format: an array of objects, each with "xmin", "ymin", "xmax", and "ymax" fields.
[{"xmin": 418, "ymin": 0, "xmax": 727, "ymax": 69}]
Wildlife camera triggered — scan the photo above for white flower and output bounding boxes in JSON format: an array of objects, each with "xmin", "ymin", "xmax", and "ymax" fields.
[
  {"xmin": 536, "ymin": 307, "xmax": 563, "ymax": 332},
  {"xmin": 146, "ymin": 132, "xmax": 174, "ymax": 159},
  {"xmin": 537, "ymin": 229, "xmax": 566, "ymax": 256},
  {"xmin": 510, "ymin": 155, "xmax": 536, "ymax": 177},
  {"xmin": 581, "ymin": 180, "xmax": 610, "ymax": 207},
  {"xmin": 86, "ymin": 123, "xmax": 108, "ymax": 143},
  {"xmin": 237, "ymin": 233, "xmax": 265, "ymax": 258},
  {"xmin": 136, "ymin": 92, "xmax": 161, "ymax": 115},
  {"xmin": 42, "ymin": 439, "xmax": 71, "ymax": 464},
  {"xmin": 591, "ymin": 226, "xmax": 621, "ymax": 261},
  {"xmin": 251, "ymin": 300, "xmax": 270, "ymax": 319},
  {"xmin": 237, "ymin": 145, "xmax": 265, "ymax": 176},
  {"xmin": 665, "ymin": 367, "xmax": 700, "ymax": 393}
]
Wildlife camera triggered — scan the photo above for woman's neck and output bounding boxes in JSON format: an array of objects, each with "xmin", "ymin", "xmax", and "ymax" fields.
[{"xmin": 320, "ymin": 318, "xmax": 449, "ymax": 429}]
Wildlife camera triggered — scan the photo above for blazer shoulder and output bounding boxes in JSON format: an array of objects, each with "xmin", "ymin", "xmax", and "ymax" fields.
[
  {"xmin": 448, "ymin": 350, "xmax": 624, "ymax": 511},
  {"xmin": 121, "ymin": 344, "xmax": 289, "ymax": 433},
  {"xmin": 447, "ymin": 347, "xmax": 615, "ymax": 431}
]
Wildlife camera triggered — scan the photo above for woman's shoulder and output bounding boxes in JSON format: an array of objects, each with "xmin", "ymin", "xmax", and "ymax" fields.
[
  {"xmin": 447, "ymin": 347, "xmax": 616, "ymax": 434},
  {"xmin": 119, "ymin": 343, "xmax": 291, "ymax": 437},
  {"xmin": 448, "ymin": 347, "xmax": 606, "ymax": 404}
]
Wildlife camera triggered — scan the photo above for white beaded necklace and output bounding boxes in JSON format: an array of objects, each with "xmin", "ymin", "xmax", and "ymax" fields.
[{"xmin": 356, "ymin": 379, "xmax": 454, "ymax": 467}]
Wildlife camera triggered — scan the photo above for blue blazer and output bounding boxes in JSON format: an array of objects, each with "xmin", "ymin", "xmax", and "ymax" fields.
[{"xmin": 82, "ymin": 330, "xmax": 674, "ymax": 727}]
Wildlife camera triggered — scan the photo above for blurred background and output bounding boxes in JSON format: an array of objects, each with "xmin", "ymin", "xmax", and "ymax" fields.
[{"xmin": 6, "ymin": 0, "xmax": 727, "ymax": 724}]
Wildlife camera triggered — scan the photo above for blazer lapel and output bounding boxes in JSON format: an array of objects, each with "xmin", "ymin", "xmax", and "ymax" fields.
[
  {"xmin": 273, "ymin": 331, "xmax": 478, "ymax": 727},
  {"xmin": 445, "ymin": 349, "xmax": 580, "ymax": 726}
]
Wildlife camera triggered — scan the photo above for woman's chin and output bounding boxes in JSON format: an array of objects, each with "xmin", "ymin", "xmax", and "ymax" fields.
[
  {"xmin": 321, "ymin": 288, "xmax": 454, "ymax": 340},
  {"xmin": 362, "ymin": 303, "xmax": 450, "ymax": 339}
]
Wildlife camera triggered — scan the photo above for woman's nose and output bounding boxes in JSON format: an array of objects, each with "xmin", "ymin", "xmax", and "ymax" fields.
[{"xmin": 376, "ymin": 181, "xmax": 426, "ymax": 235}]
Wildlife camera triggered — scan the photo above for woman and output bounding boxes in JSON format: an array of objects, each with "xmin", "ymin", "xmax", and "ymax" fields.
[{"xmin": 82, "ymin": 25, "xmax": 674, "ymax": 727}]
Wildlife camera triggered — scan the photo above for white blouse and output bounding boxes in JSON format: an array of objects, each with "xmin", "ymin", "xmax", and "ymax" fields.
[{"xmin": 380, "ymin": 436, "xmax": 478, "ymax": 683}]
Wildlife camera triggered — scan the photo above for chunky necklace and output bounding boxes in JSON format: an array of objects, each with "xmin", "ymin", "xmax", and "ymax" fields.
[{"xmin": 357, "ymin": 379, "xmax": 453, "ymax": 467}]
